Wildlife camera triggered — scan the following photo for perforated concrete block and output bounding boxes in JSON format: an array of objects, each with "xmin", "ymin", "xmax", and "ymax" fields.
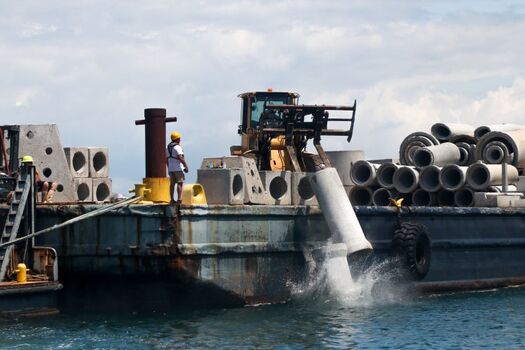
[
  {"xmin": 64, "ymin": 147, "xmax": 89, "ymax": 178},
  {"xmin": 201, "ymin": 156, "xmax": 271, "ymax": 204},
  {"xmin": 292, "ymin": 172, "xmax": 318, "ymax": 206},
  {"xmin": 259, "ymin": 171, "xmax": 292, "ymax": 205},
  {"xmin": 326, "ymin": 150, "xmax": 365, "ymax": 186},
  {"xmin": 197, "ymin": 168, "xmax": 245, "ymax": 205},
  {"xmin": 89, "ymin": 147, "xmax": 109, "ymax": 178},
  {"xmin": 74, "ymin": 178, "xmax": 92, "ymax": 202},
  {"xmin": 92, "ymin": 178, "xmax": 112, "ymax": 202},
  {"xmin": 18, "ymin": 124, "xmax": 76, "ymax": 202}
]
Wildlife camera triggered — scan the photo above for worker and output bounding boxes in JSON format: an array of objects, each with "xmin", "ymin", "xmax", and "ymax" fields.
[
  {"xmin": 166, "ymin": 131, "xmax": 189, "ymax": 203},
  {"xmin": 20, "ymin": 155, "xmax": 57, "ymax": 203}
]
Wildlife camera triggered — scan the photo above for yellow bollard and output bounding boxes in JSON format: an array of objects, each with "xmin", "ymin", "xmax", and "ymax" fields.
[
  {"xmin": 181, "ymin": 184, "xmax": 207, "ymax": 205},
  {"xmin": 16, "ymin": 263, "xmax": 28, "ymax": 283}
]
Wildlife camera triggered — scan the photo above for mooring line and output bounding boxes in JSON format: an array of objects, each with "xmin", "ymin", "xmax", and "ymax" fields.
[{"xmin": 0, "ymin": 196, "xmax": 143, "ymax": 248}]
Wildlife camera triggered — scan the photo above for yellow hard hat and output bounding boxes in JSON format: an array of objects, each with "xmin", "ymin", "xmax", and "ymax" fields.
[
  {"xmin": 170, "ymin": 131, "xmax": 182, "ymax": 141},
  {"xmin": 21, "ymin": 155, "xmax": 34, "ymax": 163}
]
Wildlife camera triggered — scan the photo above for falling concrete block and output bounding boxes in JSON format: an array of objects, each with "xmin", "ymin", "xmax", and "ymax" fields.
[
  {"xmin": 259, "ymin": 170, "xmax": 292, "ymax": 205},
  {"xmin": 325, "ymin": 150, "xmax": 365, "ymax": 186},
  {"xmin": 92, "ymin": 178, "xmax": 112, "ymax": 202},
  {"xmin": 197, "ymin": 168, "xmax": 244, "ymax": 205},
  {"xmin": 89, "ymin": 147, "xmax": 109, "ymax": 178},
  {"xmin": 74, "ymin": 178, "xmax": 92, "ymax": 202},
  {"xmin": 201, "ymin": 156, "xmax": 271, "ymax": 204},
  {"xmin": 291, "ymin": 172, "xmax": 318, "ymax": 206},
  {"xmin": 18, "ymin": 124, "xmax": 76, "ymax": 202},
  {"xmin": 64, "ymin": 147, "xmax": 89, "ymax": 178}
]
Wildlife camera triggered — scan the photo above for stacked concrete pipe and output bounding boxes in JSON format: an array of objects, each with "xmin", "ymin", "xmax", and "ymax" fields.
[
  {"xmin": 476, "ymin": 130, "xmax": 525, "ymax": 168},
  {"xmin": 439, "ymin": 164, "xmax": 468, "ymax": 191},
  {"xmin": 419, "ymin": 165, "xmax": 442, "ymax": 192},
  {"xmin": 455, "ymin": 142, "xmax": 477, "ymax": 166},
  {"xmin": 466, "ymin": 162, "xmax": 520, "ymax": 190},
  {"xmin": 377, "ymin": 162, "xmax": 400, "ymax": 189},
  {"xmin": 474, "ymin": 124, "xmax": 525, "ymax": 140},
  {"xmin": 350, "ymin": 160, "xmax": 380, "ymax": 187},
  {"xmin": 393, "ymin": 166, "xmax": 419, "ymax": 193},
  {"xmin": 413, "ymin": 142, "xmax": 461, "ymax": 167},
  {"xmin": 412, "ymin": 189, "xmax": 438, "ymax": 206},
  {"xmin": 431, "ymin": 123, "xmax": 475, "ymax": 142},
  {"xmin": 437, "ymin": 190, "xmax": 455, "ymax": 206},
  {"xmin": 348, "ymin": 186, "xmax": 374, "ymax": 206},
  {"xmin": 399, "ymin": 132, "xmax": 439, "ymax": 165},
  {"xmin": 372, "ymin": 188, "xmax": 398, "ymax": 206},
  {"xmin": 454, "ymin": 188, "xmax": 475, "ymax": 207}
]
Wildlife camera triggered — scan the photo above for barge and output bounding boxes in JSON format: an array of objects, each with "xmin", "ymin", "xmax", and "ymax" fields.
[{"xmin": 2, "ymin": 90, "xmax": 525, "ymax": 307}]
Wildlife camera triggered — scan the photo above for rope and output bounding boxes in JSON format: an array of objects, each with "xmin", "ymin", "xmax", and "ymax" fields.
[{"xmin": 0, "ymin": 196, "xmax": 143, "ymax": 249}]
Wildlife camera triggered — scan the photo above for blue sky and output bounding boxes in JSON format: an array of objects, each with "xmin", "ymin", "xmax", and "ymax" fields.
[{"xmin": 1, "ymin": 1, "xmax": 525, "ymax": 193}]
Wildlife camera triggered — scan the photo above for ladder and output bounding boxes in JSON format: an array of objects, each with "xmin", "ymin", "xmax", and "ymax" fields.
[{"xmin": 0, "ymin": 172, "xmax": 32, "ymax": 281}]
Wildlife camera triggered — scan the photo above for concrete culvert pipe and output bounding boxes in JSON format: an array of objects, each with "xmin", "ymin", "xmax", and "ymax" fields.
[
  {"xmin": 454, "ymin": 188, "xmax": 475, "ymax": 207},
  {"xmin": 439, "ymin": 164, "xmax": 468, "ymax": 191},
  {"xmin": 350, "ymin": 160, "xmax": 380, "ymax": 186},
  {"xmin": 77, "ymin": 183, "xmax": 90, "ymax": 201},
  {"xmin": 95, "ymin": 183, "xmax": 110, "ymax": 201},
  {"xmin": 476, "ymin": 130, "xmax": 525, "ymax": 168},
  {"xmin": 399, "ymin": 132, "xmax": 439, "ymax": 165},
  {"xmin": 348, "ymin": 186, "xmax": 373, "ymax": 206},
  {"xmin": 411, "ymin": 189, "xmax": 437, "ymax": 206},
  {"xmin": 393, "ymin": 166, "xmax": 419, "ymax": 193},
  {"xmin": 483, "ymin": 141, "xmax": 510, "ymax": 164},
  {"xmin": 474, "ymin": 124, "xmax": 525, "ymax": 140},
  {"xmin": 437, "ymin": 190, "xmax": 455, "ymax": 206},
  {"xmin": 72, "ymin": 151, "xmax": 87, "ymax": 175},
  {"xmin": 419, "ymin": 165, "xmax": 442, "ymax": 192},
  {"xmin": 466, "ymin": 162, "xmax": 519, "ymax": 191},
  {"xmin": 413, "ymin": 143, "xmax": 461, "ymax": 167},
  {"xmin": 372, "ymin": 188, "xmax": 398, "ymax": 206},
  {"xmin": 269, "ymin": 176, "xmax": 288, "ymax": 200},
  {"xmin": 377, "ymin": 163, "xmax": 400, "ymax": 189},
  {"xmin": 431, "ymin": 123, "xmax": 474, "ymax": 142},
  {"xmin": 455, "ymin": 142, "xmax": 476, "ymax": 166}
]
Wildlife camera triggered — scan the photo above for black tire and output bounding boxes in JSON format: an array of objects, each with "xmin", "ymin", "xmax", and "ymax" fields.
[{"xmin": 392, "ymin": 222, "xmax": 431, "ymax": 280}]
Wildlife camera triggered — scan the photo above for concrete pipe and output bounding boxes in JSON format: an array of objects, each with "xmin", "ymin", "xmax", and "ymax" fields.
[
  {"xmin": 348, "ymin": 186, "xmax": 374, "ymax": 206},
  {"xmin": 466, "ymin": 162, "xmax": 520, "ymax": 191},
  {"xmin": 350, "ymin": 160, "xmax": 380, "ymax": 187},
  {"xmin": 411, "ymin": 189, "xmax": 438, "ymax": 206},
  {"xmin": 482, "ymin": 141, "xmax": 511, "ymax": 164},
  {"xmin": 476, "ymin": 130, "xmax": 525, "ymax": 168},
  {"xmin": 419, "ymin": 165, "xmax": 442, "ymax": 192},
  {"xmin": 454, "ymin": 188, "xmax": 475, "ymax": 207},
  {"xmin": 474, "ymin": 124, "xmax": 525, "ymax": 140},
  {"xmin": 399, "ymin": 132, "xmax": 439, "ymax": 166},
  {"xmin": 431, "ymin": 123, "xmax": 475, "ymax": 142},
  {"xmin": 413, "ymin": 142, "xmax": 461, "ymax": 167},
  {"xmin": 310, "ymin": 168, "xmax": 373, "ymax": 256},
  {"xmin": 393, "ymin": 166, "xmax": 420, "ymax": 193},
  {"xmin": 372, "ymin": 187, "xmax": 399, "ymax": 206},
  {"xmin": 456, "ymin": 142, "xmax": 477, "ymax": 166},
  {"xmin": 488, "ymin": 185, "xmax": 517, "ymax": 192},
  {"xmin": 439, "ymin": 164, "xmax": 468, "ymax": 191},
  {"xmin": 437, "ymin": 190, "xmax": 455, "ymax": 206},
  {"xmin": 376, "ymin": 163, "xmax": 400, "ymax": 189}
]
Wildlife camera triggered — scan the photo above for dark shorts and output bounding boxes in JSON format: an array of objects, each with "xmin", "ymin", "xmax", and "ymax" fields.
[
  {"xmin": 36, "ymin": 180, "xmax": 45, "ymax": 191},
  {"xmin": 169, "ymin": 171, "xmax": 185, "ymax": 183}
]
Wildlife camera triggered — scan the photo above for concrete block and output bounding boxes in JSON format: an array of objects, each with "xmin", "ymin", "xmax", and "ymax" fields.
[
  {"xmin": 89, "ymin": 147, "xmax": 109, "ymax": 178},
  {"xmin": 201, "ymin": 156, "xmax": 271, "ymax": 204},
  {"xmin": 197, "ymin": 168, "xmax": 244, "ymax": 205},
  {"xmin": 64, "ymin": 147, "xmax": 89, "ymax": 178},
  {"xmin": 259, "ymin": 171, "xmax": 292, "ymax": 205},
  {"xmin": 291, "ymin": 172, "xmax": 318, "ymax": 206},
  {"xmin": 325, "ymin": 150, "xmax": 365, "ymax": 186},
  {"xmin": 517, "ymin": 176, "xmax": 525, "ymax": 192},
  {"xmin": 497, "ymin": 194, "xmax": 525, "ymax": 208},
  {"xmin": 74, "ymin": 178, "xmax": 92, "ymax": 202},
  {"xmin": 92, "ymin": 178, "xmax": 112, "ymax": 202},
  {"xmin": 18, "ymin": 124, "xmax": 76, "ymax": 202},
  {"xmin": 473, "ymin": 192, "xmax": 523, "ymax": 207}
]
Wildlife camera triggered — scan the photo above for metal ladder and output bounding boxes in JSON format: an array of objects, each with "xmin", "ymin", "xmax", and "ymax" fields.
[{"xmin": 0, "ymin": 172, "xmax": 32, "ymax": 281}]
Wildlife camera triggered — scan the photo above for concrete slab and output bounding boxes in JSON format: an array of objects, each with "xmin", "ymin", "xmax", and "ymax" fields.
[
  {"xmin": 18, "ymin": 125, "xmax": 76, "ymax": 202},
  {"xmin": 64, "ymin": 147, "xmax": 89, "ymax": 178},
  {"xmin": 292, "ymin": 172, "xmax": 318, "ymax": 206},
  {"xmin": 197, "ymin": 168, "xmax": 245, "ymax": 205},
  {"xmin": 89, "ymin": 147, "xmax": 109, "ymax": 178},
  {"xmin": 473, "ymin": 192, "xmax": 523, "ymax": 207}
]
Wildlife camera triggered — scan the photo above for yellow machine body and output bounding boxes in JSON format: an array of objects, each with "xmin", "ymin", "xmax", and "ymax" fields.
[
  {"xmin": 16, "ymin": 263, "xmax": 28, "ymax": 283},
  {"xmin": 269, "ymin": 136, "xmax": 293, "ymax": 171},
  {"xmin": 142, "ymin": 177, "xmax": 171, "ymax": 203},
  {"xmin": 181, "ymin": 184, "xmax": 208, "ymax": 205}
]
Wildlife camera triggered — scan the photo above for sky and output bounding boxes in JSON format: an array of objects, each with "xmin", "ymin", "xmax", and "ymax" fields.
[{"xmin": 1, "ymin": 0, "xmax": 525, "ymax": 193}]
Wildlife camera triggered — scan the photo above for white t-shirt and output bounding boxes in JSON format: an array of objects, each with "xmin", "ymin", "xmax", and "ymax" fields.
[{"xmin": 166, "ymin": 143, "xmax": 185, "ymax": 172}]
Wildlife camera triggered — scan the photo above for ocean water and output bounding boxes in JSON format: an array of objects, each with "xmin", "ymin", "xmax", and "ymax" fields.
[{"xmin": 2, "ymin": 257, "xmax": 525, "ymax": 349}]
